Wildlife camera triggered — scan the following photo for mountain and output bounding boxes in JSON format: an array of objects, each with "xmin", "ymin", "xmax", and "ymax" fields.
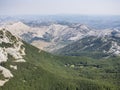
[
  {"xmin": 3, "ymin": 21, "xmax": 120, "ymax": 57},
  {"xmin": 4, "ymin": 22, "xmax": 92, "ymax": 52},
  {"xmin": 0, "ymin": 28, "xmax": 119, "ymax": 90},
  {"xmin": 55, "ymin": 29, "xmax": 120, "ymax": 58}
]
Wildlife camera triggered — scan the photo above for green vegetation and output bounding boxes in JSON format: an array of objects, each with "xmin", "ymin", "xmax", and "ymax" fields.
[
  {"xmin": 0, "ymin": 42, "xmax": 13, "ymax": 48},
  {"xmin": 0, "ymin": 42, "xmax": 119, "ymax": 90},
  {"xmin": 5, "ymin": 31, "xmax": 18, "ymax": 43},
  {"xmin": 0, "ymin": 30, "xmax": 4, "ymax": 36}
]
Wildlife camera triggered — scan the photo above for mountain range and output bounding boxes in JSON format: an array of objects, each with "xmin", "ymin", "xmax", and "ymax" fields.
[
  {"xmin": 4, "ymin": 22, "xmax": 92, "ymax": 51},
  {"xmin": 2, "ymin": 21, "xmax": 120, "ymax": 58}
]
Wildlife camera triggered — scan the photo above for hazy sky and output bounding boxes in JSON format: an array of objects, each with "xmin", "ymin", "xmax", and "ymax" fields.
[{"xmin": 0, "ymin": 0, "xmax": 120, "ymax": 15}]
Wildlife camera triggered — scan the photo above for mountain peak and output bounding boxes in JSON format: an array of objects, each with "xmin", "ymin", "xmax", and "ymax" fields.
[
  {"xmin": 5, "ymin": 22, "xmax": 30, "ymax": 37},
  {"xmin": 11, "ymin": 21, "xmax": 28, "ymax": 28}
]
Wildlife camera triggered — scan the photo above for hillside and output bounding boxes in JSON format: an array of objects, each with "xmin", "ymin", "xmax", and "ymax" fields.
[
  {"xmin": 55, "ymin": 30, "xmax": 120, "ymax": 59},
  {"xmin": 0, "ymin": 29, "xmax": 120, "ymax": 90}
]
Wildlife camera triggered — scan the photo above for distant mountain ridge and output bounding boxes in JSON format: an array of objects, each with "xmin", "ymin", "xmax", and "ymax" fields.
[
  {"xmin": 1, "ymin": 21, "xmax": 120, "ymax": 58},
  {"xmin": 4, "ymin": 22, "xmax": 92, "ymax": 52}
]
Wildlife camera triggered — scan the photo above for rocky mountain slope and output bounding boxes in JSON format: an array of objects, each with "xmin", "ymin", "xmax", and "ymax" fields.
[{"xmin": 0, "ymin": 28, "xmax": 26, "ymax": 86}]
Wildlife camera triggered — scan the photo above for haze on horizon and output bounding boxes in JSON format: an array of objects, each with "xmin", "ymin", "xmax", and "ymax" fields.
[{"xmin": 0, "ymin": 0, "xmax": 120, "ymax": 16}]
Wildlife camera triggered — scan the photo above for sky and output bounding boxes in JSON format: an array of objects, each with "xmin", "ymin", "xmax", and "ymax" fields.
[{"xmin": 0, "ymin": 0, "xmax": 120, "ymax": 15}]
